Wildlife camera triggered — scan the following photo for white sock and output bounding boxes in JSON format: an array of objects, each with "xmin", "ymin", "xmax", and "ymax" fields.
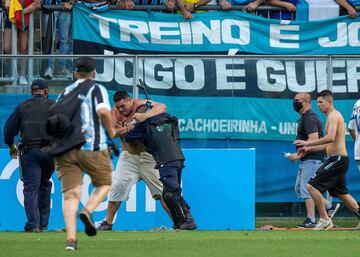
[{"xmin": 309, "ymin": 216, "xmax": 316, "ymax": 223}]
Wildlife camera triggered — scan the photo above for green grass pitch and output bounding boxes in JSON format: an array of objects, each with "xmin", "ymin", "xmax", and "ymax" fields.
[{"xmin": 1, "ymin": 225, "xmax": 360, "ymax": 257}]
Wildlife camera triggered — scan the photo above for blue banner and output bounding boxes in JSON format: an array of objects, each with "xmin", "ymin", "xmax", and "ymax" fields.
[
  {"xmin": 0, "ymin": 149, "xmax": 255, "ymax": 231},
  {"xmin": 0, "ymin": 92, "xmax": 358, "ymax": 142},
  {"xmin": 1, "ymin": 95, "xmax": 359, "ymax": 206},
  {"xmin": 73, "ymin": 3, "xmax": 360, "ymax": 55}
]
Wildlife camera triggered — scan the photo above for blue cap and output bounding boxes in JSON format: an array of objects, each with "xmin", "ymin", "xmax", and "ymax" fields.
[{"xmin": 31, "ymin": 79, "xmax": 48, "ymax": 90}]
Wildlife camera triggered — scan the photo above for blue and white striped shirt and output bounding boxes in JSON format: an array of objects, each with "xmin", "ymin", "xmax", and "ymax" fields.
[{"xmin": 59, "ymin": 79, "xmax": 111, "ymax": 151}]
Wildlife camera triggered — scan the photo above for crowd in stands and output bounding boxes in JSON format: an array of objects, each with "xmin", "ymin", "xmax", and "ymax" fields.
[
  {"xmin": 0, "ymin": 0, "xmax": 359, "ymax": 85},
  {"xmin": 42, "ymin": 0, "xmax": 72, "ymax": 80},
  {"xmin": 1, "ymin": 0, "xmax": 42, "ymax": 84}
]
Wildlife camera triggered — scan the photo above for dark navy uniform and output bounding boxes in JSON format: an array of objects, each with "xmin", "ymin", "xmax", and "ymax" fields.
[
  {"xmin": 124, "ymin": 112, "xmax": 196, "ymax": 230},
  {"xmin": 4, "ymin": 88, "xmax": 55, "ymax": 231}
]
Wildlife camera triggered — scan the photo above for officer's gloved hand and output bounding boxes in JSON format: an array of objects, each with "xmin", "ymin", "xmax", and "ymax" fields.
[{"xmin": 9, "ymin": 144, "xmax": 18, "ymax": 159}]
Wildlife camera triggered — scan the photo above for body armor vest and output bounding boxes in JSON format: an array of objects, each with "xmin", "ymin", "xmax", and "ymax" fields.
[
  {"xmin": 19, "ymin": 96, "xmax": 53, "ymax": 146},
  {"xmin": 145, "ymin": 115, "xmax": 185, "ymax": 168}
]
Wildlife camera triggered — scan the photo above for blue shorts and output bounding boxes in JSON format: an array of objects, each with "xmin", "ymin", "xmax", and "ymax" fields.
[{"xmin": 295, "ymin": 159, "xmax": 322, "ymax": 199}]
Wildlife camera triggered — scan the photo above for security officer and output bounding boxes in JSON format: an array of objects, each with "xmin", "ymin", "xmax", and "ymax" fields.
[
  {"xmin": 3, "ymin": 79, "xmax": 55, "ymax": 232},
  {"xmin": 124, "ymin": 104, "xmax": 197, "ymax": 230}
]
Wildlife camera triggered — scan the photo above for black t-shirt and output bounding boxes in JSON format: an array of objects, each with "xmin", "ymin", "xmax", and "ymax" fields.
[{"xmin": 296, "ymin": 109, "xmax": 325, "ymax": 161}]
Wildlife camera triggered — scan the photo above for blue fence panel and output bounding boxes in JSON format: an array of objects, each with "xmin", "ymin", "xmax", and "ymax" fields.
[{"xmin": 0, "ymin": 148, "xmax": 255, "ymax": 231}]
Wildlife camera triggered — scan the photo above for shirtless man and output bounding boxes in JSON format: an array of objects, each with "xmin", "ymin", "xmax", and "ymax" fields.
[
  {"xmin": 294, "ymin": 90, "xmax": 360, "ymax": 230},
  {"xmin": 97, "ymin": 90, "xmax": 172, "ymax": 230}
]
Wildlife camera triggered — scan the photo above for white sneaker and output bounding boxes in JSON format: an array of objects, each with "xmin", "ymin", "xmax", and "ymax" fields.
[
  {"xmin": 61, "ymin": 68, "xmax": 72, "ymax": 79},
  {"xmin": 18, "ymin": 75, "xmax": 27, "ymax": 85},
  {"xmin": 313, "ymin": 218, "xmax": 333, "ymax": 230},
  {"xmin": 355, "ymin": 221, "xmax": 360, "ymax": 230},
  {"xmin": 44, "ymin": 67, "xmax": 53, "ymax": 79}
]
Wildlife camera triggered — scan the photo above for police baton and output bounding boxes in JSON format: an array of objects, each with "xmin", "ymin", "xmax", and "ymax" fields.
[{"xmin": 137, "ymin": 79, "xmax": 150, "ymax": 100}]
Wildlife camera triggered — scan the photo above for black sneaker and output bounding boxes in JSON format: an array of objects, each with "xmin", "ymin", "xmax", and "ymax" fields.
[
  {"xmin": 65, "ymin": 239, "xmax": 77, "ymax": 251},
  {"xmin": 178, "ymin": 219, "xmax": 197, "ymax": 230},
  {"xmin": 24, "ymin": 228, "xmax": 40, "ymax": 233},
  {"xmin": 178, "ymin": 213, "xmax": 197, "ymax": 230},
  {"xmin": 40, "ymin": 226, "xmax": 48, "ymax": 232},
  {"xmin": 79, "ymin": 208, "xmax": 97, "ymax": 236},
  {"xmin": 327, "ymin": 203, "xmax": 341, "ymax": 219},
  {"xmin": 97, "ymin": 220, "xmax": 113, "ymax": 231},
  {"xmin": 297, "ymin": 218, "xmax": 317, "ymax": 228}
]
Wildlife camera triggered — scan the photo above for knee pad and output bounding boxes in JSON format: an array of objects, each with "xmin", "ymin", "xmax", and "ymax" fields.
[{"xmin": 163, "ymin": 190, "xmax": 186, "ymax": 221}]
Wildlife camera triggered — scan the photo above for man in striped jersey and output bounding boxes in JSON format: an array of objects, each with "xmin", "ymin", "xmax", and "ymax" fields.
[
  {"xmin": 54, "ymin": 57, "xmax": 116, "ymax": 250},
  {"xmin": 295, "ymin": 90, "xmax": 360, "ymax": 230},
  {"xmin": 348, "ymin": 98, "xmax": 360, "ymax": 172}
]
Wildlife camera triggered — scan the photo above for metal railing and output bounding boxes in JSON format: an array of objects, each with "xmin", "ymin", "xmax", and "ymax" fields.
[{"xmin": 1, "ymin": 54, "xmax": 359, "ymax": 97}]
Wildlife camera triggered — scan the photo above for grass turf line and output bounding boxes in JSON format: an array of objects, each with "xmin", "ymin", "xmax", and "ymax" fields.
[{"xmin": 1, "ymin": 230, "xmax": 360, "ymax": 257}]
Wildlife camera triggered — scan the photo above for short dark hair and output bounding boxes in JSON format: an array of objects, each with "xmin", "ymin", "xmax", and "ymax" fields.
[
  {"xmin": 317, "ymin": 90, "xmax": 333, "ymax": 99},
  {"xmin": 113, "ymin": 90, "xmax": 131, "ymax": 102},
  {"xmin": 75, "ymin": 57, "xmax": 96, "ymax": 73}
]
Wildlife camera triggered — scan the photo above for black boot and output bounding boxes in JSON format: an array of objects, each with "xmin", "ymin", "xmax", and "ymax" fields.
[
  {"xmin": 177, "ymin": 199, "xmax": 197, "ymax": 230},
  {"xmin": 163, "ymin": 191, "xmax": 197, "ymax": 230}
]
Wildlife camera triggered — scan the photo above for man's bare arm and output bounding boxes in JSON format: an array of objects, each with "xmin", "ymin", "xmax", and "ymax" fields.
[
  {"xmin": 24, "ymin": 0, "xmax": 41, "ymax": 14},
  {"xmin": 176, "ymin": 0, "xmax": 193, "ymax": 19},
  {"xmin": 267, "ymin": 0, "xmax": 296, "ymax": 12},
  {"xmin": 219, "ymin": 0, "xmax": 232, "ymax": 10},
  {"xmin": 185, "ymin": 0, "xmax": 211, "ymax": 12},
  {"xmin": 348, "ymin": 128, "xmax": 356, "ymax": 141},
  {"xmin": 294, "ymin": 132, "xmax": 321, "ymax": 159},
  {"xmin": 244, "ymin": 0, "xmax": 264, "ymax": 12},
  {"xmin": 133, "ymin": 101, "xmax": 166, "ymax": 123},
  {"xmin": 334, "ymin": 0, "xmax": 357, "ymax": 18},
  {"xmin": 298, "ymin": 144, "xmax": 329, "ymax": 158},
  {"xmin": 295, "ymin": 113, "xmax": 338, "ymax": 147},
  {"xmin": 307, "ymin": 132, "xmax": 320, "ymax": 141},
  {"xmin": 97, "ymin": 108, "xmax": 116, "ymax": 138}
]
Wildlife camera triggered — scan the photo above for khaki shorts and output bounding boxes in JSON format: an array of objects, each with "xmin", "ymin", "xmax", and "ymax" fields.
[
  {"xmin": 108, "ymin": 151, "xmax": 163, "ymax": 201},
  {"xmin": 55, "ymin": 148, "xmax": 113, "ymax": 192}
]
